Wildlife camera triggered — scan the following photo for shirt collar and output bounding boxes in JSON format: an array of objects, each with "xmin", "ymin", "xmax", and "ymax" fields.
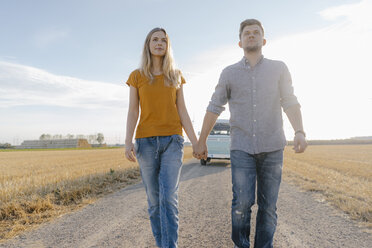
[{"xmin": 241, "ymin": 55, "xmax": 264, "ymax": 68}]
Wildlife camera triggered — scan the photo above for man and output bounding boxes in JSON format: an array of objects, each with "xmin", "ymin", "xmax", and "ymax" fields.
[{"xmin": 194, "ymin": 19, "xmax": 307, "ymax": 248}]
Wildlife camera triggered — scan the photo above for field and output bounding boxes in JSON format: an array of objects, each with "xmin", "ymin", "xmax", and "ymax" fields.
[
  {"xmin": 283, "ymin": 145, "xmax": 372, "ymax": 228},
  {"xmin": 0, "ymin": 147, "xmax": 193, "ymax": 241},
  {"xmin": 1, "ymin": 145, "xmax": 371, "ymax": 242}
]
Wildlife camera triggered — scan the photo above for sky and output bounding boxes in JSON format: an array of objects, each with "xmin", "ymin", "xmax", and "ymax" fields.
[{"xmin": 1, "ymin": 0, "xmax": 371, "ymax": 145}]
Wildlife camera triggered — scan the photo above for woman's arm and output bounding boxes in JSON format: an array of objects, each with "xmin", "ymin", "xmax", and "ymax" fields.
[
  {"xmin": 125, "ymin": 86, "xmax": 139, "ymax": 162},
  {"xmin": 176, "ymin": 85, "xmax": 198, "ymax": 146}
]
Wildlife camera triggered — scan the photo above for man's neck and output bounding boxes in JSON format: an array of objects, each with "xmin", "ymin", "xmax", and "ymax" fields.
[{"xmin": 244, "ymin": 51, "xmax": 262, "ymax": 67}]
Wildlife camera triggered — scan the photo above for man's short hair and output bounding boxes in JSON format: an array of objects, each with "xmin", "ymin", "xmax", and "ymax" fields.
[{"xmin": 239, "ymin": 19, "xmax": 264, "ymax": 39}]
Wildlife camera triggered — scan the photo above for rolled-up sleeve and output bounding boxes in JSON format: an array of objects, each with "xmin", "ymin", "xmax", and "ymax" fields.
[
  {"xmin": 206, "ymin": 69, "xmax": 229, "ymax": 115},
  {"xmin": 279, "ymin": 62, "xmax": 300, "ymax": 111}
]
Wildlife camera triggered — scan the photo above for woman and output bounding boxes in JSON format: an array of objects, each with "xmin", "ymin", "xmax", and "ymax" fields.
[{"xmin": 124, "ymin": 27, "xmax": 197, "ymax": 248}]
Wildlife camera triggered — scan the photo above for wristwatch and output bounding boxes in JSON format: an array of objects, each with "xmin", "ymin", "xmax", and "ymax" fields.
[{"xmin": 295, "ymin": 130, "xmax": 306, "ymax": 137}]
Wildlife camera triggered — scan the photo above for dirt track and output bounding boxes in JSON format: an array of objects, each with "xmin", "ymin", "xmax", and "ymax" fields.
[{"xmin": 1, "ymin": 159, "xmax": 371, "ymax": 248}]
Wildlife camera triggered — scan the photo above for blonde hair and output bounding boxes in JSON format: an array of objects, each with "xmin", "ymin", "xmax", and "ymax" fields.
[{"xmin": 140, "ymin": 27, "xmax": 181, "ymax": 88}]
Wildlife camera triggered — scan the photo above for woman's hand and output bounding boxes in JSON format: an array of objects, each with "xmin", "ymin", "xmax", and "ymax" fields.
[
  {"xmin": 125, "ymin": 142, "xmax": 137, "ymax": 162},
  {"xmin": 192, "ymin": 142, "xmax": 198, "ymax": 159}
]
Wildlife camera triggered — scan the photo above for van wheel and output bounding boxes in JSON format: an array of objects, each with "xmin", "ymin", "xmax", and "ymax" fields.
[{"xmin": 200, "ymin": 159, "xmax": 207, "ymax": 165}]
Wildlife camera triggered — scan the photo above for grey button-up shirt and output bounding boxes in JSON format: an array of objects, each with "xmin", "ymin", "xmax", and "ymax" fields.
[{"xmin": 207, "ymin": 56, "xmax": 300, "ymax": 154}]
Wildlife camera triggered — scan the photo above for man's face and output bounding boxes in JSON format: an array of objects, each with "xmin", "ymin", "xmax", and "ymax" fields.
[
  {"xmin": 149, "ymin": 31, "xmax": 167, "ymax": 57},
  {"xmin": 239, "ymin": 24, "xmax": 266, "ymax": 52}
]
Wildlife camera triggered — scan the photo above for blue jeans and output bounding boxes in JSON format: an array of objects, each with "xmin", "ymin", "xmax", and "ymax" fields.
[
  {"xmin": 135, "ymin": 135, "xmax": 184, "ymax": 248},
  {"xmin": 230, "ymin": 149, "xmax": 283, "ymax": 248}
]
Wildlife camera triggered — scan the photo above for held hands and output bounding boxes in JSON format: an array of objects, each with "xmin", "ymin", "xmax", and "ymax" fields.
[
  {"xmin": 293, "ymin": 133, "xmax": 307, "ymax": 153},
  {"xmin": 192, "ymin": 140, "xmax": 208, "ymax": 160},
  {"xmin": 124, "ymin": 142, "xmax": 137, "ymax": 162}
]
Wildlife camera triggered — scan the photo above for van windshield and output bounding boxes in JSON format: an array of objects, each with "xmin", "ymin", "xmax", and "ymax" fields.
[{"xmin": 210, "ymin": 123, "xmax": 230, "ymax": 135}]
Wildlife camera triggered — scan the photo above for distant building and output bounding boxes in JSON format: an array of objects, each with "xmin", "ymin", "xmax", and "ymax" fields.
[{"xmin": 17, "ymin": 139, "xmax": 91, "ymax": 149}]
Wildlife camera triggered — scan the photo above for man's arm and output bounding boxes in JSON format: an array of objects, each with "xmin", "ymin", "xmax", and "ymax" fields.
[
  {"xmin": 194, "ymin": 111, "xmax": 219, "ymax": 159},
  {"xmin": 194, "ymin": 69, "xmax": 229, "ymax": 159},
  {"xmin": 279, "ymin": 62, "xmax": 307, "ymax": 153},
  {"xmin": 285, "ymin": 105, "xmax": 307, "ymax": 153}
]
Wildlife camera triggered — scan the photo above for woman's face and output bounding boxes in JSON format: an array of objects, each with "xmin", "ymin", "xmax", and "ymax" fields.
[{"xmin": 149, "ymin": 31, "xmax": 167, "ymax": 57}]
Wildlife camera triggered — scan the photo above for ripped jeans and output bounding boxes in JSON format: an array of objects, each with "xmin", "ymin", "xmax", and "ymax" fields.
[
  {"xmin": 230, "ymin": 149, "xmax": 283, "ymax": 248},
  {"xmin": 135, "ymin": 135, "xmax": 184, "ymax": 248}
]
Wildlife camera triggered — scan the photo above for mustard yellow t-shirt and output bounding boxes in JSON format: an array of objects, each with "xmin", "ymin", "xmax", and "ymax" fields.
[{"xmin": 126, "ymin": 69, "xmax": 186, "ymax": 139}]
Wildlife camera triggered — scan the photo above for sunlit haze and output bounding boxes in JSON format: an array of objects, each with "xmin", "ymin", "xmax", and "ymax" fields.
[{"xmin": 1, "ymin": 0, "xmax": 371, "ymax": 145}]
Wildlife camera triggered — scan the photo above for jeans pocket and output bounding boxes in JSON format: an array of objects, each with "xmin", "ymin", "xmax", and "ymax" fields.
[
  {"xmin": 134, "ymin": 138, "xmax": 141, "ymax": 157},
  {"xmin": 173, "ymin": 135, "xmax": 184, "ymax": 149}
]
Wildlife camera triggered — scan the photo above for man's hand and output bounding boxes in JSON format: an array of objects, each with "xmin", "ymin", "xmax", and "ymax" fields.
[
  {"xmin": 293, "ymin": 133, "xmax": 307, "ymax": 153},
  {"xmin": 193, "ymin": 141, "xmax": 208, "ymax": 160},
  {"xmin": 125, "ymin": 142, "xmax": 137, "ymax": 162}
]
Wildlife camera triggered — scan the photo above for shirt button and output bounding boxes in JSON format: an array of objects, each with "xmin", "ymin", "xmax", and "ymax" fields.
[
  {"xmin": 253, "ymin": 90, "xmax": 256, "ymax": 93},
  {"xmin": 253, "ymin": 104, "xmax": 256, "ymax": 107},
  {"xmin": 254, "ymin": 120, "xmax": 256, "ymax": 122},
  {"xmin": 253, "ymin": 134, "xmax": 256, "ymax": 137}
]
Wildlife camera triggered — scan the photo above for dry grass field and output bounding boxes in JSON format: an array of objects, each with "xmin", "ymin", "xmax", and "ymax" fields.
[
  {"xmin": 1, "ymin": 145, "xmax": 371, "ymax": 241},
  {"xmin": 283, "ymin": 145, "xmax": 372, "ymax": 228},
  {"xmin": 0, "ymin": 146, "xmax": 193, "ymax": 242}
]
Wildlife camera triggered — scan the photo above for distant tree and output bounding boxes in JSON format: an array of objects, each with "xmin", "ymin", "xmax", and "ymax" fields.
[
  {"xmin": 40, "ymin": 134, "xmax": 52, "ymax": 140},
  {"xmin": 66, "ymin": 134, "xmax": 74, "ymax": 139},
  {"xmin": 97, "ymin": 133, "xmax": 104, "ymax": 145},
  {"xmin": 88, "ymin": 134, "xmax": 97, "ymax": 144},
  {"xmin": 0, "ymin": 143, "xmax": 13, "ymax": 149}
]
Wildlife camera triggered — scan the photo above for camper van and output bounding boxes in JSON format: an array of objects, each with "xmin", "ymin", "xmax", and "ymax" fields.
[{"xmin": 200, "ymin": 119, "xmax": 231, "ymax": 165}]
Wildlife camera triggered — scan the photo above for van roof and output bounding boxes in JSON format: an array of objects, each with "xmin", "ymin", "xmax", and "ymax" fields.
[{"xmin": 216, "ymin": 119, "xmax": 229, "ymax": 124}]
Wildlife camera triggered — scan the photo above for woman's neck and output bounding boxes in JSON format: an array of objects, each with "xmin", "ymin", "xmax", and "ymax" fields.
[{"xmin": 151, "ymin": 56, "xmax": 163, "ymax": 75}]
